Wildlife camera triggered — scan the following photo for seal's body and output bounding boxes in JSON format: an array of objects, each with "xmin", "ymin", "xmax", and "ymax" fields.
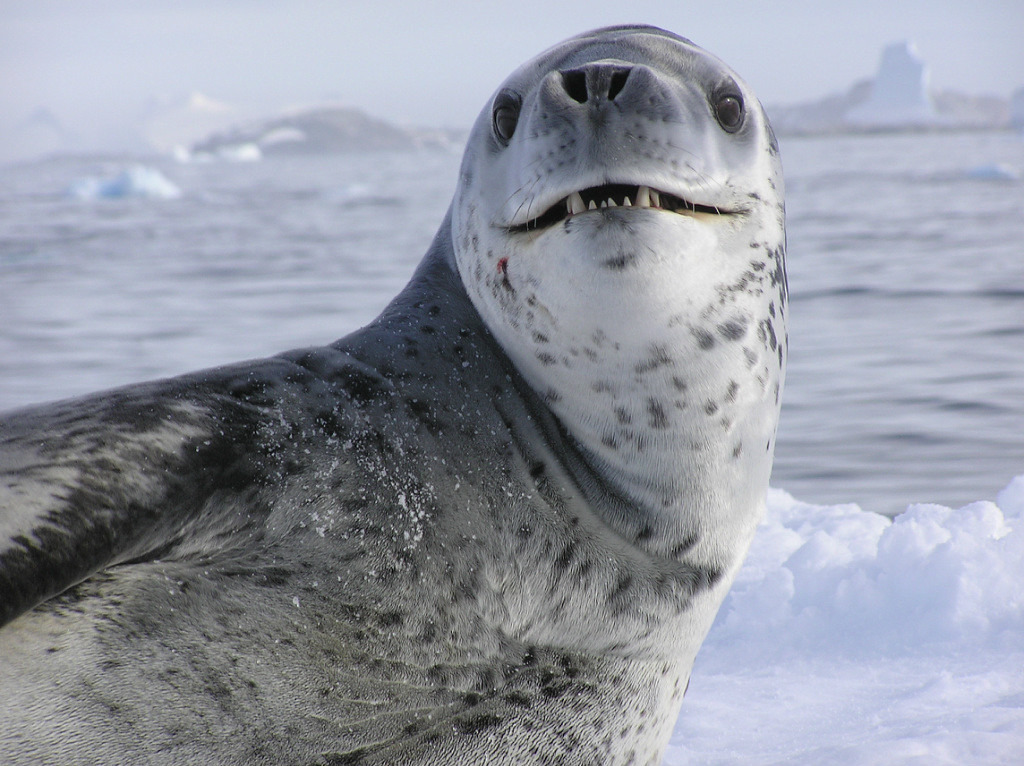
[{"xmin": 0, "ymin": 26, "xmax": 786, "ymax": 765}]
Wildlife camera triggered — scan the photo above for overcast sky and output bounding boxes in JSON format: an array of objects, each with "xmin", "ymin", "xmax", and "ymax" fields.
[{"xmin": 2, "ymin": 0, "xmax": 1022, "ymax": 155}]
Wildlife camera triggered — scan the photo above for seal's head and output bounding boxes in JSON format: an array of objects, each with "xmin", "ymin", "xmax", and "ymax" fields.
[{"xmin": 452, "ymin": 25, "xmax": 787, "ymax": 561}]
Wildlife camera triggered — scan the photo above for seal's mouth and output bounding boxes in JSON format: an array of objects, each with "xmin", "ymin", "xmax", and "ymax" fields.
[{"xmin": 508, "ymin": 184, "xmax": 731, "ymax": 233}]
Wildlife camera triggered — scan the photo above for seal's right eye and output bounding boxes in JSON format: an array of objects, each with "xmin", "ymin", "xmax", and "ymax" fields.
[
  {"xmin": 713, "ymin": 92, "xmax": 744, "ymax": 133},
  {"xmin": 492, "ymin": 90, "xmax": 522, "ymax": 145}
]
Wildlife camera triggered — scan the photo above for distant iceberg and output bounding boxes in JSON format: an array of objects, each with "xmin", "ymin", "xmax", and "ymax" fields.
[
  {"xmin": 846, "ymin": 41, "xmax": 939, "ymax": 128},
  {"xmin": 768, "ymin": 40, "xmax": 1014, "ymax": 135},
  {"xmin": 1011, "ymin": 87, "xmax": 1024, "ymax": 131},
  {"xmin": 142, "ymin": 92, "xmax": 240, "ymax": 155},
  {"xmin": 964, "ymin": 163, "xmax": 1020, "ymax": 182},
  {"xmin": 67, "ymin": 165, "xmax": 181, "ymax": 200},
  {"xmin": 177, "ymin": 142, "xmax": 263, "ymax": 163},
  {"xmin": 190, "ymin": 105, "xmax": 466, "ymax": 157}
]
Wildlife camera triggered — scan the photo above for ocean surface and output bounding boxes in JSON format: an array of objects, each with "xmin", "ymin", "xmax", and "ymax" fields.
[{"xmin": 1, "ymin": 130, "xmax": 1023, "ymax": 517}]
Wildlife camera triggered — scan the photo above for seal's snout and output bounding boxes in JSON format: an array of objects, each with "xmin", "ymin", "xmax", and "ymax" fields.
[{"xmin": 559, "ymin": 63, "xmax": 633, "ymax": 104}]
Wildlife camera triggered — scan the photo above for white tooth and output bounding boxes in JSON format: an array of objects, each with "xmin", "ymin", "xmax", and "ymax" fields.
[
  {"xmin": 650, "ymin": 189, "xmax": 661, "ymax": 208},
  {"xmin": 636, "ymin": 185, "xmax": 651, "ymax": 207},
  {"xmin": 600, "ymin": 200, "xmax": 608, "ymax": 208},
  {"xmin": 568, "ymin": 191, "xmax": 586, "ymax": 216},
  {"xmin": 623, "ymin": 196, "xmax": 632, "ymax": 207},
  {"xmin": 606, "ymin": 197, "xmax": 617, "ymax": 208},
  {"xmin": 588, "ymin": 200, "xmax": 597, "ymax": 211}
]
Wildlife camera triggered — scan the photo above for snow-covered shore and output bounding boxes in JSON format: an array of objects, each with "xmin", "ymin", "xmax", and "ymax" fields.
[{"xmin": 667, "ymin": 477, "xmax": 1024, "ymax": 764}]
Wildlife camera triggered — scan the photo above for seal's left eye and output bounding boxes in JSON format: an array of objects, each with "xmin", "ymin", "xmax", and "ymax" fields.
[
  {"xmin": 492, "ymin": 90, "xmax": 521, "ymax": 145},
  {"xmin": 714, "ymin": 94, "xmax": 744, "ymax": 133}
]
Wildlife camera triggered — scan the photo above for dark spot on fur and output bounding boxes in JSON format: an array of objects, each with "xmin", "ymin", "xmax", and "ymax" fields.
[
  {"xmin": 602, "ymin": 251, "xmax": 636, "ymax": 270},
  {"xmin": 609, "ymin": 574, "xmax": 633, "ymax": 600},
  {"xmin": 634, "ymin": 345, "xmax": 672, "ymax": 374},
  {"xmin": 692, "ymin": 328, "xmax": 715, "ymax": 350},
  {"xmin": 646, "ymin": 399, "xmax": 668, "ymax": 429},
  {"xmin": 671, "ymin": 535, "xmax": 699, "ymax": 557},
  {"xmin": 558, "ymin": 654, "xmax": 580, "ymax": 678},
  {"xmin": 541, "ymin": 678, "xmax": 572, "ymax": 699},
  {"xmin": 406, "ymin": 399, "xmax": 446, "ymax": 434},
  {"xmin": 340, "ymin": 366, "xmax": 390, "ymax": 405},
  {"xmin": 376, "ymin": 611, "xmax": 404, "ymax": 628},
  {"xmin": 717, "ymin": 320, "xmax": 747, "ymax": 341},
  {"xmin": 454, "ymin": 713, "xmax": 503, "ymax": 735},
  {"xmin": 554, "ymin": 543, "xmax": 576, "ymax": 573},
  {"xmin": 503, "ymin": 692, "xmax": 532, "ymax": 708},
  {"xmin": 402, "ymin": 721, "xmax": 425, "ymax": 736},
  {"xmin": 760, "ymin": 319, "xmax": 778, "ymax": 351}
]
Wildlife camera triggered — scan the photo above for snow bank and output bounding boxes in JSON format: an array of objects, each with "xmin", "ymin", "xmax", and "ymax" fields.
[
  {"xmin": 67, "ymin": 165, "xmax": 181, "ymax": 200},
  {"xmin": 666, "ymin": 476, "xmax": 1024, "ymax": 765}
]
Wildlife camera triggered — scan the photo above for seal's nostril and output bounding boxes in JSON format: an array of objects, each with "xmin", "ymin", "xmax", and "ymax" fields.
[
  {"xmin": 607, "ymin": 69, "xmax": 630, "ymax": 101},
  {"xmin": 561, "ymin": 70, "xmax": 588, "ymax": 103},
  {"xmin": 560, "ymin": 65, "xmax": 633, "ymax": 104}
]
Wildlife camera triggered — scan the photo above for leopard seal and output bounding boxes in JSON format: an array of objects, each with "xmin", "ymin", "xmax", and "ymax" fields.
[{"xmin": 0, "ymin": 25, "xmax": 786, "ymax": 765}]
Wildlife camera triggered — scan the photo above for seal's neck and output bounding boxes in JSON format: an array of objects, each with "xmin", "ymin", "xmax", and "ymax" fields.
[
  {"xmin": 461, "ymin": 226, "xmax": 785, "ymax": 569},
  {"xmin": 408, "ymin": 214, "xmax": 785, "ymax": 569},
  {"xmin": 527, "ymin": 309, "xmax": 782, "ymax": 567}
]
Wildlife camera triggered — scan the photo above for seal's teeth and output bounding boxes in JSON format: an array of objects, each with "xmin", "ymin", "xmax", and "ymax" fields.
[
  {"xmin": 567, "ymin": 192, "xmax": 586, "ymax": 216},
  {"xmin": 636, "ymin": 186, "xmax": 651, "ymax": 208},
  {"xmin": 588, "ymin": 200, "xmax": 598, "ymax": 211},
  {"xmin": 623, "ymin": 196, "xmax": 632, "ymax": 207},
  {"xmin": 606, "ymin": 198, "xmax": 617, "ymax": 208},
  {"xmin": 650, "ymin": 189, "xmax": 662, "ymax": 208}
]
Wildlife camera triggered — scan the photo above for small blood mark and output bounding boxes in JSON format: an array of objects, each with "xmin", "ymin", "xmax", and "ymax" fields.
[{"xmin": 497, "ymin": 257, "xmax": 509, "ymax": 276}]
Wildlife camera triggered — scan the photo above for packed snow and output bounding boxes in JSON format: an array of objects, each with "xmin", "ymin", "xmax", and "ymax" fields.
[{"xmin": 666, "ymin": 476, "xmax": 1024, "ymax": 764}]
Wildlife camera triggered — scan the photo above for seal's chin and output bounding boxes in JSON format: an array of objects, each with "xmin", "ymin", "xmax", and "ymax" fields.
[{"xmin": 508, "ymin": 184, "xmax": 734, "ymax": 233}]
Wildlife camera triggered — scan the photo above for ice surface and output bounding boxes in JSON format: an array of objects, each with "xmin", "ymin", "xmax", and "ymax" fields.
[
  {"xmin": 66, "ymin": 164, "xmax": 182, "ymax": 200},
  {"xmin": 665, "ymin": 476, "xmax": 1024, "ymax": 764}
]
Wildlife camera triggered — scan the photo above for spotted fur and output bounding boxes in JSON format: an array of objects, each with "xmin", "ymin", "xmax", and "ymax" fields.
[{"xmin": 0, "ymin": 25, "xmax": 785, "ymax": 765}]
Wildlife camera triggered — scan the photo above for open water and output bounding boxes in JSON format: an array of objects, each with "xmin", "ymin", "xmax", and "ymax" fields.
[{"xmin": 1, "ymin": 131, "xmax": 1022, "ymax": 516}]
